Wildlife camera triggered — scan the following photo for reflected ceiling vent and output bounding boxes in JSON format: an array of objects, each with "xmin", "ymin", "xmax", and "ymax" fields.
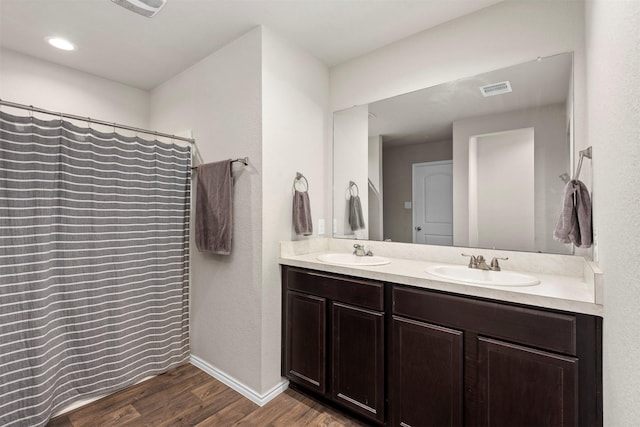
[
  {"xmin": 479, "ymin": 80, "xmax": 512, "ymax": 97},
  {"xmin": 111, "ymin": 0, "xmax": 168, "ymax": 18}
]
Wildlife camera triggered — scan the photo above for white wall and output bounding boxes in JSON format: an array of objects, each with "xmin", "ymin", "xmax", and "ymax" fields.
[
  {"xmin": 261, "ymin": 27, "xmax": 329, "ymax": 393},
  {"xmin": 368, "ymin": 135, "xmax": 383, "ymax": 193},
  {"xmin": 333, "ymin": 106, "xmax": 369, "ymax": 238},
  {"xmin": 330, "ymin": 1, "xmax": 585, "ymax": 113},
  {"xmin": 368, "ymin": 135, "xmax": 383, "ymax": 241},
  {"xmin": 0, "ymin": 48, "xmax": 149, "ymax": 129},
  {"xmin": 453, "ymin": 104, "xmax": 569, "ymax": 254},
  {"xmin": 471, "ymin": 129, "xmax": 535, "ymax": 251},
  {"xmin": 150, "ymin": 26, "xmax": 329, "ymax": 397},
  {"xmin": 150, "ymin": 28, "xmax": 265, "ymax": 393},
  {"xmin": 586, "ymin": 1, "xmax": 640, "ymax": 425}
]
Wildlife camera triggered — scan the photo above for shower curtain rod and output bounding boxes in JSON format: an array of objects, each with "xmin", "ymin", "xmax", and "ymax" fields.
[{"xmin": 0, "ymin": 98, "xmax": 195, "ymax": 144}]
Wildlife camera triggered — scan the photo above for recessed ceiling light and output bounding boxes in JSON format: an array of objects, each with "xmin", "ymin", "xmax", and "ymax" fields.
[{"xmin": 46, "ymin": 37, "xmax": 76, "ymax": 51}]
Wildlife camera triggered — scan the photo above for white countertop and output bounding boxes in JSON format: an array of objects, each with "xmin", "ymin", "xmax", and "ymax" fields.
[{"xmin": 279, "ymin": 239, "xmax": 604, "ymax": 317}]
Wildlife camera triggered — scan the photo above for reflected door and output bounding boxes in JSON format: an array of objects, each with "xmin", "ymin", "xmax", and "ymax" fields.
[{"xmin": 412, "ymin": 161, "xmax": 453, "ymax": 245}]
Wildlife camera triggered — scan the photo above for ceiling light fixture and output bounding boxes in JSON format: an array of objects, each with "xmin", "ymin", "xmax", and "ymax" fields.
[{"xmin": 46, "ymin": 37, "xmax": 76, "ymax": 51}]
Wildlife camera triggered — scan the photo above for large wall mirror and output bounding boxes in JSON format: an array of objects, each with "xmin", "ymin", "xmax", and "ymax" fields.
[{"xmin": 333, "ymin": 52, "xmax": 574, "ymax": 255}]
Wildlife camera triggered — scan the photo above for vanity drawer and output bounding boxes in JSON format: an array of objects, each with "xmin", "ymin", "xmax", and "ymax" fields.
[
  {"xmin": 393, "ymin": 286, "xmax": 576, "ymax": 355},
  {"xmin": 285, "ymin": 267, "xmax": 383, "ymax": 311}
]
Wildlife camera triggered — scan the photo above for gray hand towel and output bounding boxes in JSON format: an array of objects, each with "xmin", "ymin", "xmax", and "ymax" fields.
[
  {"xmin": 293, "ymin": 190, "xmax": 313, "ymax": 236},
  {"xmin": 349, "ymin": 195, "xmax": 365, "ymax": 231},
  {"xmin": 553, "ymin": 179, "xmax": 592, "ymax": 248},
  {"xmin": 195, "ymin": 160, "xmax": 233, "ymax": 255}
]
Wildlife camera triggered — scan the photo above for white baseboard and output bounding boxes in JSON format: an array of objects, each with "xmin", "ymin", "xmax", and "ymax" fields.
[{"xmin": 189, "ymin": 355, "xmax": 289, "ymax": 406}]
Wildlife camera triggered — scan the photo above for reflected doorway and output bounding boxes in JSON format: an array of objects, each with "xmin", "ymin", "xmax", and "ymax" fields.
[{"xmin": 412, "ymin": 160, "xmax": 453, "ymax": 245}]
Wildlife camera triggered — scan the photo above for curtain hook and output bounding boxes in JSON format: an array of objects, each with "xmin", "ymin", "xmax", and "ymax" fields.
[
  {"xmin": 87, "ymin": 117, "xmax": 92, "ymax": 130},
  {"xmin": 113, "ymin": 122, "xmax": 117, "ymax": 134},
  {"xmin": 29, "ymin": 105, "xmax": 34, "ymax": 121}
]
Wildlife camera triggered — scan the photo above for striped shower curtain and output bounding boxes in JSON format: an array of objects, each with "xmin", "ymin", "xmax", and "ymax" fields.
[{"xmin": 0, "ymin": 111, "xmax": 191, "ymax": 426}]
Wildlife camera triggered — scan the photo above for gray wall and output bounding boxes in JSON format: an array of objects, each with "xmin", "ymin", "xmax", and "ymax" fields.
[{"xmin": 382, "ymin": 139, "xmax": 452, "ymax": 242}]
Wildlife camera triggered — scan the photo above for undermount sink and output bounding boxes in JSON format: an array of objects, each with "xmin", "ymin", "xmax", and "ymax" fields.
[
  {"xmin": 317, "ymin": 253, "xmax": 391, "ymax": 267},
  {"xmin": 425, "ymin": 265, "xmax": 540, "ymax": 287}
]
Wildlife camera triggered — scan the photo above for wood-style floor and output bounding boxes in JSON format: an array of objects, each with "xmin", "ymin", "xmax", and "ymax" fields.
[{"xmin": 47, "ymin": 364, "xmax": 367, "ymax": 426}]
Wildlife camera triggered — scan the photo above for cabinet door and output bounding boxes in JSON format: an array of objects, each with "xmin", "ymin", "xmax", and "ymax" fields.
[
  {"xmin": 332, "ymin": 302, "xmax": 385, "ymax": 423},
  {"xmin": 392, "ymin": 316, "xmax": 463, "ymax": 427},
  {"xmin": 478, "ymin": 337, "xmax": 578, "ymax": 427},
  {"xmin": 285, "ymin": 291, "xmax": 326, "ymax": 394}
]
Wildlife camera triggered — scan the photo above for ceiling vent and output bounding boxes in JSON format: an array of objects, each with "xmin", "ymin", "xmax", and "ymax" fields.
[
  {"xmin": 111, "ymin": 0, "xmax": 168, "ymax": 18},
  {"xmin": 479, "ymin": 81, "xmax": 512, "ymax": 97}
]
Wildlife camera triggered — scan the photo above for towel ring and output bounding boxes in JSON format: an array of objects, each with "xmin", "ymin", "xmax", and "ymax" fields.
[
  {"xmin": 349, "ymin": 181, "xmax": 359, "ymax": 197},
  {"xmin": 293, "ymin": 172, "xmax": 309, "ymax": 192}
]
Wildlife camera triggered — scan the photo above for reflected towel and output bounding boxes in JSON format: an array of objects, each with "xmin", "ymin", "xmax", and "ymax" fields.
[
  {"xmin": 195, "ymin": 160, "xmax": 233, "ymax": 255},
  {"xmin": 293, "ymin": 190, "xmax": 313, "ymax": 236},
  {"xmin": 349, "ymin": 195, "xmax": 365, "ymax": 231},
  {"xmin": 553, "ymin": 179, "xmax": 592, "ymax": 248}
]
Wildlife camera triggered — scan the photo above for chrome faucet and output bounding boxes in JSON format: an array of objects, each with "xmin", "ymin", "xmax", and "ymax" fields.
[
  {"xmin": 489, "ymin": 257, "xmax": 509, "ymax": 271},
  {"xmin": 353, "ymin": 244, "xmax": 373, "ymax": 256},
  {"xmin": 462, "ymin": 253, "xmax": 508, "ymax": 271},
  {"xmin": 475, "ymin": 255, "xmax": 490, "ymax": 270},
  {"xmin": 461, "ymin": 253, "xmax": 478, "ymax": 268}
]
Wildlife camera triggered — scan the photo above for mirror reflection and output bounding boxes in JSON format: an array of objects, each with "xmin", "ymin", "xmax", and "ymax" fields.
[{"xmin": 333, "ymin": 52, "xmax": 574, "ymax": 254}]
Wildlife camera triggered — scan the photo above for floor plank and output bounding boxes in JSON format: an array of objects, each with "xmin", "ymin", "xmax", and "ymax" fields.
[
  {"xmin": 48, "ymin": 364, "xmax": 367, "ymax": 427},
  {"xmin": 195, "ymin": 397, "xmax": 259, "ymax": 426},
  {"xmin": 233, "ymin": 389, "xmax": 302, "ymax": 426},
  {"xmin": 155, "ymin": 387, "xmax": 244, "ymax": 427},
  {"xmin": 66, "ymin": 363, "xmax": 201, "ymax": 426}
]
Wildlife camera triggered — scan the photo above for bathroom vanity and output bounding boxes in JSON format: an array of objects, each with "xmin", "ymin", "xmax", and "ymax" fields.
[{"xmin": 280, "ymin": 240, "xmax": 603, "ymax": 427}]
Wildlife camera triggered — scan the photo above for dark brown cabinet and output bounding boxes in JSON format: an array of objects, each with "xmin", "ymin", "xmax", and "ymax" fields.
[
  {"xmin": 281, "ymin": 266, "xmax": 602, "ymax": 427},
  {"xmin": 282, "ymin": 266, "xmax": 385, "ymax": 423},
  {"xmin": 391, "ymin": 285, "xmax": 601, "ymax": 427},
  {"xmin": 477, "ymin": 337, "xmax": 578, "ymax": 426},
  {"xmin": 284, "ymin": 291, "xmax": 326, "ymax": 394},
  {"xmin": 332, "ymin": 302, "xmax": 385, "ymax": 423},
  {"xmin": 392, "ymin": 316, "xmax": 463, "ymax": 427}
]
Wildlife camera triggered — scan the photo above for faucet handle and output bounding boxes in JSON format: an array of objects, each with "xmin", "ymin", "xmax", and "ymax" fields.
[
  {"xmin": 461, "ymin": 253, "xmax": 477, "ymax": 268},
  {"xmin": 490, "ymin": 257, "xmax": 509, "ymax": 271}
]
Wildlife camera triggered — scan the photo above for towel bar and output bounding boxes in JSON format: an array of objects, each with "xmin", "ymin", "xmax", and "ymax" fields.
[
  {"xmin": 573, "ymin": 147, "xmax": 592, "ymax": 180},
  {"xmin": 191, "ymin": 157, "xmax": 248, "ymax": 171}
]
